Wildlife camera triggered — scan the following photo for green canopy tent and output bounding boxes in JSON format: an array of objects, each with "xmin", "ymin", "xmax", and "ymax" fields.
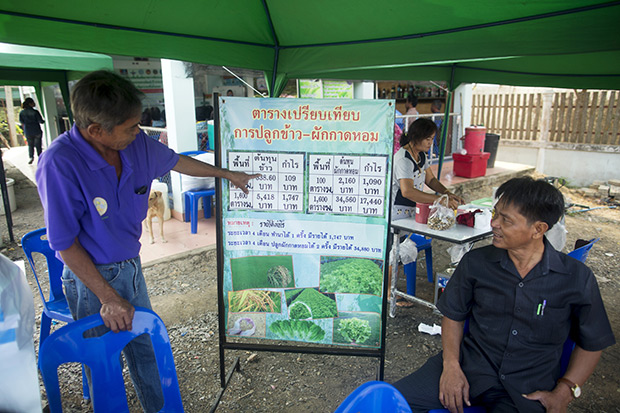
[
  {"xmin": 1, "ymin": 1, "xmax": 619, "ymax": 93},
  {"xmin": 1, "ymin": 0, "xmax": 619, "ymax": 177},
  {"xmin": 0, "ymin": 42, "xmax": 114, "ymax": 122},
  {"xmin": 0, "ymin": 42, "xmax": 112, "ymax": 241}
]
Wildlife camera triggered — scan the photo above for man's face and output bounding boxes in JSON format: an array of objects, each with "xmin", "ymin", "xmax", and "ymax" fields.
[
  {"xmin": 491, "ymin": 200, "xmax": 538, "ymax": 250},
  {"xmin": 95, "ymin": 114, "xmax": 141, "ymax": 151}
]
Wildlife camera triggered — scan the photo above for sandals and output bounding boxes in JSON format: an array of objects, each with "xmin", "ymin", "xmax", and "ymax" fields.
[{"xmin": 396, "ymin": 298, "xmax": 414, "ymax": 308}]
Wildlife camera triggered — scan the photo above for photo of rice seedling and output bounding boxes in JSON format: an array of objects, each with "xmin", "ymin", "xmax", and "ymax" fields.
[
  {"xmin": 268, "ymin": 319, "xmax": 326, "ymax": 343},
  {"xmin": 333, "ymin": 312, "xmax": 381, "ymax": 347},
  {"xmin": 285, "ymin": 288, "xmax": 337, "ymax": 319},
  {"xmin": 226, "ymin": 313, "xmax": 266, "ymax": 338},
  {"xmin": 319, "ymin": 257, "xmax": 384, "ymax": 295},
  {"xmin": 231, "ymin": 255, "xmax": 295, "ymax": 290},
  {"xmin": 228, "ymin": 290, "xmax": 282, "ymax": 313}
]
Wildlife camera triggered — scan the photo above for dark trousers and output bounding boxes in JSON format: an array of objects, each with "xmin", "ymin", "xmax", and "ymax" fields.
[
  {"xmin": 393, "ymin": 353, "xmax": 533, "ymax": 413},
  {"xmin": 26, "ymin": 134, "xmax": 42, "ymax": 159}
]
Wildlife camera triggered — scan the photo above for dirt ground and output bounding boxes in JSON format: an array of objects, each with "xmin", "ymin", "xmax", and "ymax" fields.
[{"xmin": 1, "ymin": 161, "xmax": 619, "ymax": 413}]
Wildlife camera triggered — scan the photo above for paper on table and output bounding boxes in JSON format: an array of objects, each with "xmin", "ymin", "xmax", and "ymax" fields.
[{"xmin": 418, "ymin": 323, "xmax": 442, "ymax": 335}]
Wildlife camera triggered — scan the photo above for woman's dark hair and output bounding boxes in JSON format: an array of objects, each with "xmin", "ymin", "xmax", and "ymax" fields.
[
  {"xmin": 406, "ymin": 95, "xmax": 418, "ymax": 107},
  {"xmin": 150, "ymin": 107, "xmax": 161, "ymax": 121},
  {"xmin": 22, "ymin": 97, "xmax": 35, "ymax": 109},
  {"xmin": 140, "ymin": 109, "xmax": 152, "ymax": 126},
  {"xmin": 71, "ymin": 70, "xmax": 144, "ymax": 131},
  {"xmin": 399, "ymin": 118, "xmax": 437, "ymax": 148},
  {"xmin": 495, "ymin": 176, "xmax": 565, "ymax": 229}
]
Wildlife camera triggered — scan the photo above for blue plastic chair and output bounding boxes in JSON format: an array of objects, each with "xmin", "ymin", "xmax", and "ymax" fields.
[
  {"xmin": 403, "ymin": 233, "xmax": 433, "ymax": 296},
  {"xmin": 180, "ymin": 150, "xmax": 216, "ymax": 234},
  {"xmin": 21, "ymin": 228, "xmax": 90, "ymax": 400},
  {"xmin": 39, "ymin": 307, "xmax": 184, "ymax": 413},
  {"xmin": 335, "ymin": 381, "xmax": 412, "ymax": 413},
  {"xmin": 567, "ymin": 238, "xmax": 599, "ymax": 263}
]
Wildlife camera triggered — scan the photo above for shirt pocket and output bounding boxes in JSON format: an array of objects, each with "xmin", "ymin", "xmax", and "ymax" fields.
[
  {"xmin": 528, "ymin": 305, "xmax": 569, "ymax": 345},
  {"xmin": 133, "ymin": 191, "xmax": 150, "ymax": 223}
]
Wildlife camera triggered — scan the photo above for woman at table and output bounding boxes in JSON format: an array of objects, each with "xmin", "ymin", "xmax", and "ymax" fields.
[
  {"xmin": 392, "ymin": 117, "xmax": 463, "ymax": 219},
  {"xmin": 391, "ymin": 118, "xmax": 464, "ymax": 306}
]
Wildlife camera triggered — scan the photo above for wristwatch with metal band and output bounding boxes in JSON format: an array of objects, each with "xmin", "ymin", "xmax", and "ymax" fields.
[{"xmin": 558, "ymin": 377, "xmax": 582, "ymax": 398}]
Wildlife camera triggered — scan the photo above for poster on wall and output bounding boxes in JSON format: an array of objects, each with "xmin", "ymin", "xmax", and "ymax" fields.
[
  {"xmin": 219, "ymin": 97, "xmax": 394, "ymax": 350},
  {"xmin": 299, "ymin": 80, "xmax": 354, "ymax": 99}
]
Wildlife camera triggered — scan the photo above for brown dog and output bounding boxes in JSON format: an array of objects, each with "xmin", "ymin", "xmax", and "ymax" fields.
[{"xmin": 145, "ymin": 190, "xmax": 167, "ymax": 244}]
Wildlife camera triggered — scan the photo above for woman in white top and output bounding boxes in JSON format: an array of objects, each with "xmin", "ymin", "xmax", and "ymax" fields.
[
  {"xmin": 391, "ymin": 118, "xmax": 463, "ymax": 306},
  {"xmin": 392, "ymin": 118, "xmax": 462, "ymax": 219}
]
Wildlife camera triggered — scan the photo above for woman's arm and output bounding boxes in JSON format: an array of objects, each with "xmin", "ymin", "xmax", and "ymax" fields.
[
  {"xmin": 400, "ymin": 178, "xmax": 441, "ymax": 204},
  {"xmin": 425, "ymin": 168, "xmax": 464, "ymax": 208}
]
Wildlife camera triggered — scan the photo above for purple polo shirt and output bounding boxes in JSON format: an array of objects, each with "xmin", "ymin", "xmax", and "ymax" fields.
[{"xmin": 36, "ymin": 125, "xmax": 179, "ymax": 264}]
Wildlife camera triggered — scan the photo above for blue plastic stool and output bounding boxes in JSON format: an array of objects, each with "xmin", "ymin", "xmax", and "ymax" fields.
[
  {"xmin": 183, "ymin": 188, "xmax": 215, "ymax": 234},
  {"xmin": 403, "ymin": 233, "xmax": 433, "ymax": 296}
]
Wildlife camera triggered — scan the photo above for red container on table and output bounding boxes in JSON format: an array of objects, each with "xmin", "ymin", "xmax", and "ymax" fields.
[
  {"xmin": 463, "ymin": 126, "xmax": 486, "ymax": 154},
  {"xmin": 452, "ymin": 152, "xmax": 491, "ymax": 178},
  {"xmin": 415, "ymin": 202, "xmax": 431, "ymax": 224}
]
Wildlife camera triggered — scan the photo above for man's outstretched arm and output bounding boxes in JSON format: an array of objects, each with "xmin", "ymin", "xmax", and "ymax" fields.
[
  {"xmin": 439, "ymin": 316, "xmax": 470, "ymax": 413},
  {"xmin": 523, "ymin": 346, "xmax": 602, "ymax": 413}
]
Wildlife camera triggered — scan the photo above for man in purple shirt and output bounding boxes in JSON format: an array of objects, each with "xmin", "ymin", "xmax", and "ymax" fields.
[{"xmin": 36, "ymin": 70, "xmax": 257, "ymax": 412}]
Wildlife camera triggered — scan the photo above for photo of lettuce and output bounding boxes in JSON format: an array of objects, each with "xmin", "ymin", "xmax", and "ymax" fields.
[
  {"xmin": 269, "ymin": 319, "xmax": 326, "ymax": 342},
  {"xmin": 285, "ymin": 288, "xmax": 337, "ymax": 319},
  {"xmin": 337, "ymin": 317, "xmax": 371, "ymax": 344},
  {"xmin": 319, "ymin": 257, "xmax": 383, "ymax": 295},
  {"xmin": 333, "ymin": 312, "xmax": 381, "ymax": 347}
]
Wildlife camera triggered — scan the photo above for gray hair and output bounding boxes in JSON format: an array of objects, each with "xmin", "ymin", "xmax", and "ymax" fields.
[{"xmin": 71, "ymin": 70, "xmax": 144, "ymax": 131}]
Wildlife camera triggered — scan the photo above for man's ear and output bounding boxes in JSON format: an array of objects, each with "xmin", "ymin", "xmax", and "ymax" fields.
[
  {"xmin": 85, "ymin": 123, "xmax": 103, "ymax": 138},
  {"xmin": 532, "ymin": 221, "xmax": 549, "ymax": 240}
]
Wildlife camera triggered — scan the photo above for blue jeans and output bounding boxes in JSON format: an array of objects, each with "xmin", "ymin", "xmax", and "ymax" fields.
[{"xmin": 62, "ymin": 257, "xmax": 164, "ymax": 412}]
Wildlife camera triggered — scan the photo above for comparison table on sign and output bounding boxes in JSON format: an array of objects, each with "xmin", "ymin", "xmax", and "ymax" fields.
[{"xmin": 228, "ymin": 151, "xmax": 388, "ymax": 217}]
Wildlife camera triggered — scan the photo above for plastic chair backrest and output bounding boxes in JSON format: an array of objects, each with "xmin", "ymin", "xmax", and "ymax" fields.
[
  {"xmin": 567, "ymin": 238, "xmax": 599, "ymax": 263},
  {"xmin": 39, "ymin": 307, "xmax": 184, "ymax": 413},
  {"xmin": 179, "ymin": 150, "xmax": 206, "ymax": 157},
  {"xmin": 334, "ymin": 381, "xmax": 412, "ymax": 413},
  {"xmin": 21, "ymin": 228, "xmax": 67, "ymax": 311}
]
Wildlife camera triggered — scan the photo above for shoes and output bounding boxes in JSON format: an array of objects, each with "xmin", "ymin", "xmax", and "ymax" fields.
[
  {"xmin": 28, "ymin": 158, "xmax": 34, "ymax": 164},
  {"xmin": 396, "ymin": 298, "xmax": 415, "ymax": 308}
]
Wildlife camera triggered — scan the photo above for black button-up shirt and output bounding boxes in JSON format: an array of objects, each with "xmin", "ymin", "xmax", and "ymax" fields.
[{"xmin": 438, "ymin": 238, "xmax": 615, "ymax": 411}]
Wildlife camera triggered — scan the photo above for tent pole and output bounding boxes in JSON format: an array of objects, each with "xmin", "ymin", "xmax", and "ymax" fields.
[
  {"xmin": 437, "ymin": 64, "xmax": 456, "ymax": 180},
  {"xmin": 60, "ymin": 71, "xmax": 73, "ymax": 125}
]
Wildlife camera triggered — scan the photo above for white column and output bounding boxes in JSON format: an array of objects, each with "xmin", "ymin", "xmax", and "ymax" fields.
[
  {"xmin": 161, "ymin": 59, "xmax": 198, "ymax": 217},
  {"xmin": 42, "ymin": 85, "xmax": 59, "ymax": 145},
  {"xmin": 536, "ymin": 92, "xmax": 554, "ymax": 174},
  {"xmin": 353, "ymin": 81, "xmax": 375, "ymax": 99}
]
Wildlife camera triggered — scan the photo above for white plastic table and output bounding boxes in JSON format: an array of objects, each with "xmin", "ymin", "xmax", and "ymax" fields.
[{"xmin": 389, "ymin": 218, "xmax": 493, "ymax": 316}]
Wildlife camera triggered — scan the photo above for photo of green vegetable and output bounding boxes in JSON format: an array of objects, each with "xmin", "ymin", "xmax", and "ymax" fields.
[
  {"xmin": 268, "ymin": 319, "xmax": 326, "ymax": 343},
  {"xmin": 231, "ymin": 255, "xmax": 295, "ymax": 290},
  {"xmin": 288, "ymin": 301, "xmax": 312, "ymax": 319},
  {"xmin": 285, "ymin": 288, "xmax": 337, "ymax": 319},
  {"xmin": 319, "ymin": 257, "xmax": 384, "ymax": 295},
  {"xmin": 228, "ymin": 290, "xmax": 282, "ymax": 313},
  {"xmin": 333, "ymin": 312, "xmax": 381, "ymax": 347}
]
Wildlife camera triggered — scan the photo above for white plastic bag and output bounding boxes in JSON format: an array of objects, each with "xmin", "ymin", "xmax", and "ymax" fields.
[
  {"xmin": 399, "ymin": 237, "xmax": 418, "ymax": 265},
  {"xmin": 0, "ymin": 255, "xmax": 41, "ymax": 412},
  {"xmin": 181, "ymin": 152, "xmax": 216, "ymax": 191},
  {"xmin": 389, "ymin": 235, "xmax": 419, "ymax": 265},
  {"xmin": 427, "ymin": 195, "xmax": 456, "ymax": 230},
  {"xmin": 447, "ymin": 242, "xmax": 473, "ymax": 265},
  {"xmin": 546, "ymin": 215, "xmax": 567, "ymax": 251}
]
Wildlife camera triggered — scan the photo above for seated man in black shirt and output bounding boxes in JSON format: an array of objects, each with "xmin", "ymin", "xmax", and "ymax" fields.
[{"xmin": 393, "ymin": 176, "xmax": 615, "ymax": 412}]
